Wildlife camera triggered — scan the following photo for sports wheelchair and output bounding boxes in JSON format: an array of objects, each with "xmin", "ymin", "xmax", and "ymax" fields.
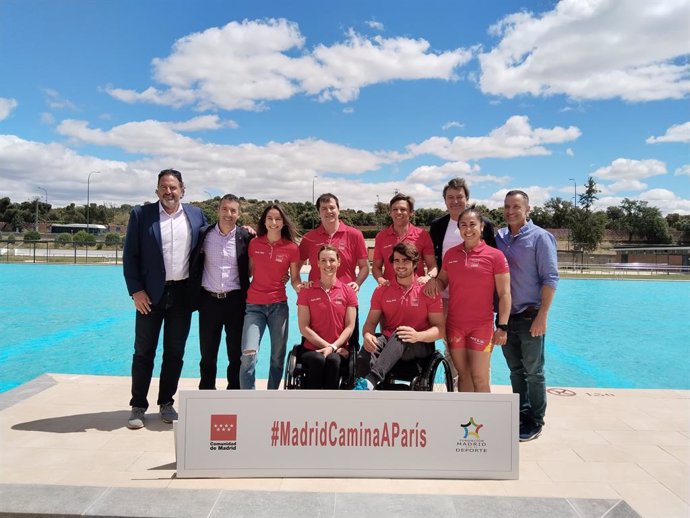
[
  {"xmin": 283, "ymin": 341, "xmax": 357, "ymax": 390},
  {"xmin": 375, "ymin": 349, "xmax": 454, "ymax": 392}
]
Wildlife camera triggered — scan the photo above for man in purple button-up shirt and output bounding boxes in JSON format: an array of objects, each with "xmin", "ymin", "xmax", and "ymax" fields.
[{"xmin": 496, "ymin": 190, "xmax": 558, "ymax": 442}]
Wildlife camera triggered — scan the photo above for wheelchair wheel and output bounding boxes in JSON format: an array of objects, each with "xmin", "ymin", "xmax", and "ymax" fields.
[
  {"xmin": 283, "ymin": 348, "xmax": 298, "ymax": 390},
  {"xmin": 428, "ymin": 355, "xmax": 454, "ymax": 392}
]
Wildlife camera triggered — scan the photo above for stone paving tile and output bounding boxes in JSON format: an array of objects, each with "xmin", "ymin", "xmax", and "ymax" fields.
[
  {"xmin": 211, "ymin": 490, "xmax": 335, "ymax": 518},
  {"xmin": 450, "ymin": 495, "xmax": 580, "ymax": 518},
  {"xmin": 0, "ymin": 483, "xmax": 106, "ymax": 516},
  {"xmin": 334, "ymin": 492, "xmax": 457, "ymax": 518},
  {"xmin": 86, "ymin": 487, "xmax": 221, "ymax": 518}
]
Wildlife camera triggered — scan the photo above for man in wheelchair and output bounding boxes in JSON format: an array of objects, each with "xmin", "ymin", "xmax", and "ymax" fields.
[{"xmin": 354, "ymin": 242, "xmax": 445, "ymax": 390}]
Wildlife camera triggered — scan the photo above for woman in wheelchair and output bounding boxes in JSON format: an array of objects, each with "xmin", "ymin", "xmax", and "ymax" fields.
[
  {"xmin": 354, "ymin": 242, "xmax": 445, "ymax": 390},
  {"xmin": 296, "ymin": 245, "xmax": 358, "ymax": 389}
]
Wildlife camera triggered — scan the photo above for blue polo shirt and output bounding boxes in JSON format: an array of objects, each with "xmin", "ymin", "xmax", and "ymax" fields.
[{"xmin": 496, "ymin": 220, "xmax": 559, "ymax": 315}]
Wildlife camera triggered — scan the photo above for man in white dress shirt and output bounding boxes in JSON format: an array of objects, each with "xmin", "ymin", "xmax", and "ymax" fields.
[{"xmin": 123, "ymin": 169, "xmax": 206, "ymax": 429}]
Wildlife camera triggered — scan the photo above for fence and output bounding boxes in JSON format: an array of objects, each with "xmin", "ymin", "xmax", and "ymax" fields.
[
  {"xmin": 559, "ymin": 262, "xmax": 689, "ymax": 276},
  {"xmin": 0, "ymin": 240, "xmax": 123, "ymax": 264}
]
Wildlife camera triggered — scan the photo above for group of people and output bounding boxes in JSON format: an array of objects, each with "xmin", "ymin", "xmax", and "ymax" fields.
[{"xmin": 123, "ymin": 170, "xmax": 558, "ymax": 442}]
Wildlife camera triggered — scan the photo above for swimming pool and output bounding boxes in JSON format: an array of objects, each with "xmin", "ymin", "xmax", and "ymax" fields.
[{"xmin": 1, "ymin": 264, "xmax": 689, "ymax": 392}]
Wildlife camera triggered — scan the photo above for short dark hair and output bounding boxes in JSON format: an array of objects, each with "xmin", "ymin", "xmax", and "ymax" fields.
[
  {"xmin": 317, "ymin": 244, "xmax": 340, "ymax": 261},
  {"xmin": 389, "ymin": 241, "xmax": 419, "ymax": 265},
  {"xmin": 443, "ymin": 177, "xmax": 469, "ymax": 199},
  {"xmin": 316, "ymin": 193, "xmax": 339, "ymax": 211},
  {"xmin": 220, "ymin": 193, "xmax": 241, "ymax": 205},
  {"xmin": 389, "ymin": 193, "xmax": 415, "ymax": 212},
  {"xmin": 158, "ymin": 169, "xmax": 184, "ymax": 186},
  {"xmin": 505, "ymin": 190, "xmax": 529, "ymax": 204}
]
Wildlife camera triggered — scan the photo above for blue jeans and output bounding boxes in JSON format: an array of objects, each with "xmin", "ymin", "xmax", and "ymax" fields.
[
  {"xmin": 501, "ymin": 315, "xmax": 547, "ymax": 425},
  {"xmin": 239, "ymin": 302, "xmax": 288, "ymax": 390}
]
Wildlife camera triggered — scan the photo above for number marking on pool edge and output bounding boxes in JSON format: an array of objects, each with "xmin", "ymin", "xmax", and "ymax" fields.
[{"xmin": 547, "ymin": 388, "xmax": 577, "ymax": 397}]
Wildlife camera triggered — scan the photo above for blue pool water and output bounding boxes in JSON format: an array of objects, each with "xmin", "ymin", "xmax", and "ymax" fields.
[{"xmin": 1, "ymin": 264, "xmax": 689, "ymax": 392}]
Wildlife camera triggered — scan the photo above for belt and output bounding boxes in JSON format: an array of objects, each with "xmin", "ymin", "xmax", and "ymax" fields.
[
  {"xmin": 203, "ymin": 288, "xmax": 239, "ymax": 299},
  {"xmin": 165, "ymin": 279, "xmax": 187, "ymax": 286},
  {"xmin": 511, "ymin": 306, "xmax": 539, "ymax": 319}
]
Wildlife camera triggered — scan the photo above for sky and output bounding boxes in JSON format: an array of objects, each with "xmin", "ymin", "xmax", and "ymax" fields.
[{"xmin": 1, "ymin": 0, "xmax": 689, "ymax": 214}]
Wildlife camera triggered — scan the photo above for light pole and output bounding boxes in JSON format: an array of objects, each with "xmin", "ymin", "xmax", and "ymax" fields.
[
  {"xmin": 35, "ymin": 187, "xmax": 48, "ymax": 232},
  {"xmin": 568, "ymin": 178, "xmax": 577, "ymax": 207},
  {"xmin": 312, "ymin": 176, "xmax": 317, "ymax": 206},
  {"xmin": 87, "ymin": 171, "xmax": 102, "ymax": 233}
]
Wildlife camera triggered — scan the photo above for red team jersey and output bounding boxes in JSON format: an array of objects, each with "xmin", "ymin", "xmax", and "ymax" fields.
[
  {"xmin": 373, "ymin": 224, "xmax": 434, "ymax": 282},
  {"xmin": 297, "ymin": 280, "xmax": 358, "ymax": 350},
  {"xmin": 299, "ymin": 222, "xmax": 368, "ymax": 284},
  {"xmin": 443, "ymin": 241, "xmax": 509, "ymax": 327},
  {"xmin": 370, "ymin": 279, "xmax": 443, "ymax": 338},
  {"xmin": 246, "ymin": 236, "xmax": 300, "ymax": 304}
]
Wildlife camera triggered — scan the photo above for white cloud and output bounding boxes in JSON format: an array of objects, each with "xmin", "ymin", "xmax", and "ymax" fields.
[
  {"xmin": 408, "ymin": 115, "xmax": 581, "ymax": 161},
  {"xmin": 479, "ymin": 0, "xmax": 690, "ymax": 101},
  {"xmin": 0, "ymin": 97, "xmax": 18, "ymax": 120},
  {"xmin": 343, "ymin": 107, "xmax": 354, "ymax": 114},
  {"xmin": 607, "ymin": 179, "xmax": 648, "ymax": 192},
  {"xmin": 40, "ymin": 112, "xmax": 55, "ymax": 125},
  {"xmin": 365, "ymin": 20, "xmax": 384, "ymax": 31},
  {"xmin": 566, "ymin": 147, "xmax": 574, "ymax": 156},
  {"xmin": 442, "ymin": 121, "xmax": 464, "ymax": 131},
  {"xmin": 43, "ymin": 88, "xmax": 78, "ymax": 110},
  {"xmin": 483, "ymin": 185, "xmax": 554, "ymax": 209},
  {"xmin": 107, "ymin": 18, "xmax": 471, "ymax": 110},
  {"xmin": 640, "ymin": 188, "xmax": 690, "ymax": 215},
  {"xmin": 646, "ymin": 121, "xmax": 690, "ymax": 143},
  {"xmin": 675, "ymin": 164, "xmax": 690, "ymax": 176},
  {"xmin": 592, "ymin": 158, "xmax": 667, "ymax": 182}
]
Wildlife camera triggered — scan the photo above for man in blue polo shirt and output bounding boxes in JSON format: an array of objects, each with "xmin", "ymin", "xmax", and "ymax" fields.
[{"xmin": 496, "ymin": 190, "xmax": 558, "ymax": 442}]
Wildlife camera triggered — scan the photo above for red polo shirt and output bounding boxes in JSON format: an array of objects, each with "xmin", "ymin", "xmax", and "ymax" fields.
[
  {"xmin": 297, "ymin": 280, "xmax": 358, "ymax": 351},
  {"xmin": 370, "ymin": 279, "xmax": 443, "ymax": 338},
  {"xmin": 299, "ymin": 222, "xmax": 368, "ymax": 283},
  {"xmin": 246, "ymin": 236, "xmax": 300, "ymax": 304},
  {"xmin": 373, "ymin": 224, "xmax": 434, "ymax": 282},
  {"xmin": 443, "ymin": 241, "xmax": 509, "ymax": 327}
]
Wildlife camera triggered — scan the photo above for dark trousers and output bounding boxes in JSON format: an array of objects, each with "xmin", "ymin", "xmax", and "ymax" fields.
[
  {"xmin": 198, "ymin": 290, "xmax": 245, "ymax": 389},
  {"xmin": 301, "ymin": 349, "xmax": 343, "ymax": 390},
  {"xmin": 130, "ymin": 283, "xmax": 192, "ymax": 409},
  {"xmin": 357, "ymin": 334, "xmax": 434, "ymax": 384}
]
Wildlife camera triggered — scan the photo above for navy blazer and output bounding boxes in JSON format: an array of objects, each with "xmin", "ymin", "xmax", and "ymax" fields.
[
  {"xmin": 187, "ymin": 224, "xmax": 253, "ymax": 311},
  {"xmin": 429, "ymin": 214, "xmax": 497, "ymax": 270},
  {"xmin": 123, "ymin": 202, "xmax": 207, "ymax": 305}
]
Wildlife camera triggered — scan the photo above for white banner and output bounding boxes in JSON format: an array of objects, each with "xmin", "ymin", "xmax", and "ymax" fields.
[{"xmin": 175, "ymin": 390, "xmax": 519, "ymax": 479}]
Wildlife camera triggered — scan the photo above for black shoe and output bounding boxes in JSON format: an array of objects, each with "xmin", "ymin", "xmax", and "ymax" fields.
[{"xmin": 519, "ymin": 422, "xmax": 542, "ymax": 442}]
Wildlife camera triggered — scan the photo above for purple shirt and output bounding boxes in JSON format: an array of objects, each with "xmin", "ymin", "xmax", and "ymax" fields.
[{"xmin": 496, "ymin": 220, "xmax": 558, "ymax": 314}]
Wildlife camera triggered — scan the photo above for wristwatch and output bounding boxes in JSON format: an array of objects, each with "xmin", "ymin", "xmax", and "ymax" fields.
[{"xmin": 496, "ymin": 324, "xmax": 508, "ymax": 331}]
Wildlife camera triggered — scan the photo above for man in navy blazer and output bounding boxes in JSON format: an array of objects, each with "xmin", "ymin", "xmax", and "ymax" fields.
[
  {"xmin": 188, "ymin": 194, "xmax": 252, "ymax": 390},
  {"xmin": 123, "ymin": 169, "xmax": 207, "ymax": 429}
]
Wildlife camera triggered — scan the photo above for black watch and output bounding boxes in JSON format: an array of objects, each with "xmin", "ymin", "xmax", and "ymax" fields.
[{"xmin": 496, "ymin": 324, "xmax": 508, "ymax": 332}]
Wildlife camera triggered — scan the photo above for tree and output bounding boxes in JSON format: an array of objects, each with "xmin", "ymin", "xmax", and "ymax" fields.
[
  {"xmin": 579, "ymin": 177, "xmax": 600, "ymax": 211},
  {"xmin": 543, "ymin": 197, "xmax": 574, "ymax": 228},
  {"xmin": 528, "ymin": 206, "xmax": 552, "ymax": 228},
  {"xmin": 104, "ymin": 233, "xmax": 121, "ymax": 246},
  {"xmin": 615, "ymin": 198, "xmax": 672, "ymax": 243},
  {"xmin": 23, "ymin": 230, "xmax": 41, "ymax": 242},
  {"xmin": 570, "ymin": 208, "xmax": 606, "ymax": 252},
  {"xmin": 73, "ymin": 230, "xmax": 96, "ymax": 246},
  {"xmin": 55, "ymin": 233, "xmax": 73, "ymax": 246}
]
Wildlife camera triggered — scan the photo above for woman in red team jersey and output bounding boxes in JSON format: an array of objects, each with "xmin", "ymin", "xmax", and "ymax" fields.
[
  {"xmin": 297, "ymin": 245, "xmax": 358, "ymax": 389},
  {"xmin": 425, "ymin": 207, "xmax": 511, "ymax": 392}
]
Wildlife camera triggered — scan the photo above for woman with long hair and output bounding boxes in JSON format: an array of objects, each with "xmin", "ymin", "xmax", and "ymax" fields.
[{"xmin": 240, "ymin": 203, "xmax": 301, "ymax": 390}]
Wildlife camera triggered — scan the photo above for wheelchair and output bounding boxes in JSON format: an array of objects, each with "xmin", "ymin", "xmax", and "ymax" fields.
[
  {"xmin": 376, "ymin": 349, "xmax": 454, "ymax": 392},
  {"xmin": 283, "ymin": 341, "xmax": 356, "ymax": 390}
]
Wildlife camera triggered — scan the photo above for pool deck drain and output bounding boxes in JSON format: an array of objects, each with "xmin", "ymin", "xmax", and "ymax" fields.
[{"xmin": 0, "ymin": 374, "xmax": 687, "ymax": 517}]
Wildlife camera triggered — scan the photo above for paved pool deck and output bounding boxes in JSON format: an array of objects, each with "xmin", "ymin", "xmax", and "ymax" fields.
[{"xmin": 0, "ymin": 374, "xmax": 688, "ymax": 517}]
